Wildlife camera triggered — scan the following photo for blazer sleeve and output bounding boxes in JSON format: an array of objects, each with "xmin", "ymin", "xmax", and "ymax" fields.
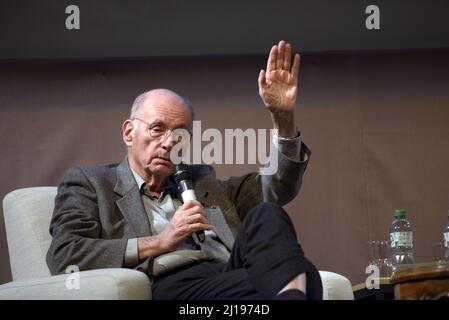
[
  {"xmin": 46, "ymin": 166, "xmax": 128, "ymax": 275},
  {"xmin": 221, "ymin": 141, "xmax": 311, "ymax": 221}
]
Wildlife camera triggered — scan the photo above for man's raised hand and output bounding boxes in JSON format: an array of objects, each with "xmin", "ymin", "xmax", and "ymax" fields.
[{"xmin": 258, "ymin": 40, "xmax": 301, "ymax": 113}]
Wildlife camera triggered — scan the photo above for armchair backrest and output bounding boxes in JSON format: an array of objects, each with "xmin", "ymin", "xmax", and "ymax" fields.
[{"xmin": 3, "ymin": 187, "xmax": 57, "ymax": 280}]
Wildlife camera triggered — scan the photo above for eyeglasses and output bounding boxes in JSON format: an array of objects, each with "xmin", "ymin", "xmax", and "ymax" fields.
[{"xmin": 131, "ymin": 117, "xmax": 191, "ymax": 143}]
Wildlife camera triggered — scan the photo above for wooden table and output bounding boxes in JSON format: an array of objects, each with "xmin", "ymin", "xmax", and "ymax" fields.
[{"xmin": 390, "ymin": 262, "xmax": 449, "ymax": 300}]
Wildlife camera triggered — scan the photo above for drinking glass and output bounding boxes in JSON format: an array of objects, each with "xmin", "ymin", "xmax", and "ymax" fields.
[
  {"xmin": 432, "ymin": 242, "xmax": 449, "ymax": 263},
  {"xmin": 367, "ymin": 240, "xmax": 393, "ymax": 278}
]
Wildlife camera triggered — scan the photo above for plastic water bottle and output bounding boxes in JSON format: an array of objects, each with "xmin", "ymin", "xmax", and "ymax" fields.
[
  {"xmin": 444, "ymin": 210, "xmax": 449, "ymax": 261},
  {"xmin": 390, "ymin": 209, "xmax": 415, "ymax": 270}
]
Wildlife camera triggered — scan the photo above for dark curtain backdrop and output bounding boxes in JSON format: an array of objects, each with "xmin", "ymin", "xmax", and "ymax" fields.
[{"xmin": 1, "ymin": 50, "xmax": 448, "ymax": 286}]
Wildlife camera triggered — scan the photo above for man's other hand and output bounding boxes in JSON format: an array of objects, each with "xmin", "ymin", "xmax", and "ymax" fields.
[{"xmin": 258, "ymin": 40, "xmax": 300, "ymax": 138}]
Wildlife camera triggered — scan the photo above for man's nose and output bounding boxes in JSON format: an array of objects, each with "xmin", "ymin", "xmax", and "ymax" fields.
[{"xmin": 160, "ymin": 131, "xmax": 175, "ymax": 151}]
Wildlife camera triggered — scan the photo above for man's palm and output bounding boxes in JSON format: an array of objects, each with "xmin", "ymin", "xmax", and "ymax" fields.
[{"xmin": 258, "ymin": 41, "xmax": 301, "ymax": 113}]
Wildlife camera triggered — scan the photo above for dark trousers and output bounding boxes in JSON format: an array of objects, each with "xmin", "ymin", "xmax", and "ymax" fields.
[{"xmin": 151, "ymin": 202, "xmax": 323, "ymax": 300}]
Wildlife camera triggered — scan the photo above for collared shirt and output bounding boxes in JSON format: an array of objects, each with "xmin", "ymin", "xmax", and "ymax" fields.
[
  {"xmin": 125, "ymin": 168, "xmax": 232, "ymax": 267},
  {"xmin": 124, "ymin": 132, "xmax": 302, "ymax": 267}
]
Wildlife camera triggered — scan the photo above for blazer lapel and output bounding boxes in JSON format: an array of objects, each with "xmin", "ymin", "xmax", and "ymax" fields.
[
  {"xmin": 114, "ymin": 158, "xmax": 151, "ymax": 237},
  {"xmin": 207, "ymin": 207, "xmax": 235, "ymax": 250},
  {"xmin": 196, "ymin": 189, "xmax": 236, "ymax": 250}
]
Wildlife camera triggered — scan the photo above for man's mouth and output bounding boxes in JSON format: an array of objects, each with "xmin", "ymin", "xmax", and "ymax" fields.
[{"xmin": 154, "ymin": 156, "xmax": 171, "ymax": 163}]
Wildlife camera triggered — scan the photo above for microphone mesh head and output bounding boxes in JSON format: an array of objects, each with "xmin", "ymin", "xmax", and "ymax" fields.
[{"xmin": 173, "ymin": 162, "xmax": 190, "ymax": 183}]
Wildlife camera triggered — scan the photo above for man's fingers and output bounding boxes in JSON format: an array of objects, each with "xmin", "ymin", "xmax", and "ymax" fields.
[
  {"xmin": 258, "ymin": 69, "xmax": 266, "ymax": 91},
  {"xmin": 188, "ymin": 213, "xmax": 209, "ymax": 225},
  {"xmin": 266, "ymin": 45, "xmax": 277, "ymax": 73},
  {"xmin": 276, "ymin": 40, "xmax": 285, "ymax": 70},
  {"xmin": 182, "ymin": 205, "xmax": 206, "ymax": 217},
  {"xmin": 182, "ymin": 223, "xmax": 213, "ymax": 234},
  {"xmin": 284, "ymin": 42, "xmax": 291, "ymax": 71},
  {"xmin": 181, "ymin": 199, "xmax": 202, "ymax": 209},
  {"xmin": 291, "ymin": 53, "xmax": 301, "ymax": 80},
  {"xmin": 190, "ymin": 223, "xmax": 214, "ymax": 232},
  {"xmin": 177, "ymin": 201, "xmax": 206, "ymax": 220}
]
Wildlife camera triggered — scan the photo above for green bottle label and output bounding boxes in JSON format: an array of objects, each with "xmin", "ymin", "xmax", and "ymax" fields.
[{"xmin": 390, "ymin": 231, "xmax": 413, "ymax": 248}]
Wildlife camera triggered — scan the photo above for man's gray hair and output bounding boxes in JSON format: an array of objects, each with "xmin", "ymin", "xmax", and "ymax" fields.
[{"xmin": 130, "ymin": 89, "xmax": 194, "ymax": 119}]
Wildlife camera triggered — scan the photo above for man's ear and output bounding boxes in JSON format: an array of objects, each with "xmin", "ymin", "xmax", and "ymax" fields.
[{"xmin": 122, "ymin": 119, "xmax": 133, "ymax": 147}]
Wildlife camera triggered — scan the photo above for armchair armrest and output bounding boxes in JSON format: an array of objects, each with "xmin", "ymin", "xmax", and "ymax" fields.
[
  {"xmin": 319, "ymin": 271, "xmax": 354, "ymax": 300},
  {"xmin": 0, "ymin": 268, "xmax": 151, "ymax": 300},
  {"xmin": 0, "ymin": 268, "xmax": 352, "ymax": 300}
]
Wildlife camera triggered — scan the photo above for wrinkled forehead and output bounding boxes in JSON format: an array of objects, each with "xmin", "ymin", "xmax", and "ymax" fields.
[{"xmin": 138, "ymin": 98, "xmax": 193, "ymax": 128}]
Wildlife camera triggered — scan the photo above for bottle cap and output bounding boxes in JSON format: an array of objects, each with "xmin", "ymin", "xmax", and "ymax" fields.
[{"xmin": 394, "ymin": 209, "xmax": 406, "ymax": 218}]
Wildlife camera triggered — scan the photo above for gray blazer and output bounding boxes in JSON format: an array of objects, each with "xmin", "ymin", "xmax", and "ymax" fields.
[{"xmin": 46, "ymin": 144, "xmax": 310, "ymax": 275}]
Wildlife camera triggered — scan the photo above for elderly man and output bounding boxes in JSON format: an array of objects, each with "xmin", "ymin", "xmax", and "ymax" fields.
[{"xmin": 46, "ymin": 40, "xmax": 322, "ymax": 300}]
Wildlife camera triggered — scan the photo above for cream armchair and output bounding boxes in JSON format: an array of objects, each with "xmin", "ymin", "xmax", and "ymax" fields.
[{"xmin": 0, "ymin": 187, "xmax": 354, "ymax": 300}]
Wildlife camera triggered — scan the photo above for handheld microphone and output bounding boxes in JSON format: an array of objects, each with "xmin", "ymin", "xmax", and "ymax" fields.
[{"xmin": 173, "ymin": 162, "xmax": 205, "ymax": 242}]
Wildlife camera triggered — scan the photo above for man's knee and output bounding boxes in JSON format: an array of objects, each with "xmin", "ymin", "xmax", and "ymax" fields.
[{"xmin": 245, "ymin": 202, "xmax": 292, "ymax": 225}]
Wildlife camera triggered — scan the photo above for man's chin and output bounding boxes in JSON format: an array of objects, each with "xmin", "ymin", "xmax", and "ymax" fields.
[{"xmin": 150, "ymin": 159, "xmax": 173, "ymax": 174}]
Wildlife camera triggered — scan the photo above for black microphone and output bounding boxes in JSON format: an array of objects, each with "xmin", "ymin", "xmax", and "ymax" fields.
[{"xmin": 173, "ymin": 162, "xmax": 205, "ymax": 242}]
